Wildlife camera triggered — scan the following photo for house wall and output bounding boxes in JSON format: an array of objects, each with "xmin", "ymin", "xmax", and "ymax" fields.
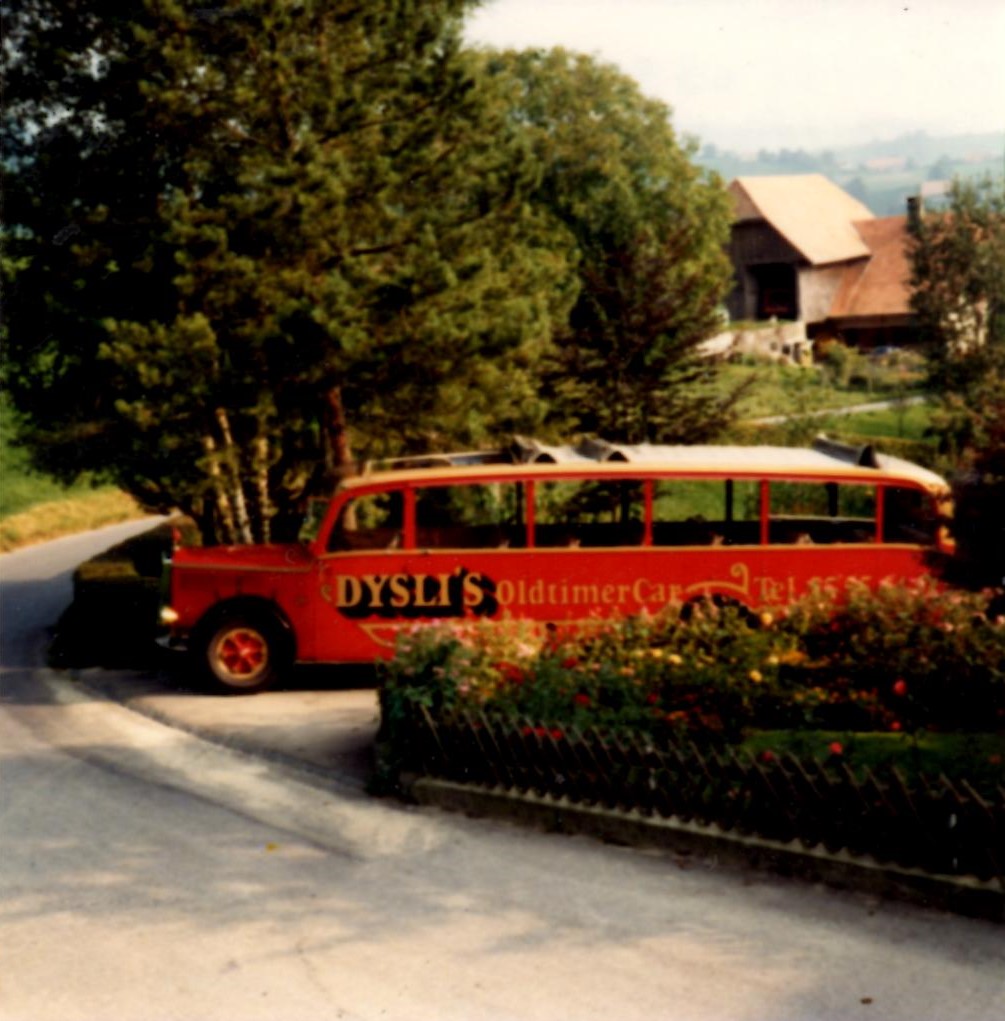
[{"xmin": 797, "ymin": 263, "xmax": 853, "ymax": 324}]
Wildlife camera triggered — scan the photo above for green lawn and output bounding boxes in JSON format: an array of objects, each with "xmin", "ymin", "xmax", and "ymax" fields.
[
  {"xmin": 715, "ymin": 361, "xmax": 927, "ymax": 422},
  {"xmin": 742, "ymin": 730, "xmax": 1004, "ymax": 797},
  {"xmin": 832, "ymin": 402, "xmax": 934, "ymax": 443}
]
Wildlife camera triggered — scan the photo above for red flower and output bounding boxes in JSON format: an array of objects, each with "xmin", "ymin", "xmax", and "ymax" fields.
[
  {"xmin": 498, "ymin": 662, "xmax": 525, "ymax": 685},
  {"xmin": 573, "ymin": 693, "xmax": 591, "ymax": 707},
  {"xmin": 890, "ymin": 720, "xmax": 902, "ymax": 732},
  {"xmin": 561, "ymin": 656, "xmax": 580, "ymax": 669},
  {"xmin": 760, "ymin": 749, "xmax": 775, "ymax": 763},
  {"xmin": 828, "ymin": 741, "xmax": 844, "ymax": 756},
  {"xmin": 892, "ymin": 679, "xmax": 908, "ymax": 697},
  {"xmin": 550, "ymin": 728, "xmax": 564, "ymax": 740}
]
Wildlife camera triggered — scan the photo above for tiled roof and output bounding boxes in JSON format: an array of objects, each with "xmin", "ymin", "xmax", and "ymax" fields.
[
  {"xmin": 730, "ymin": 174, "xmax": 875, "ymax": 265},
  {"xmin": 829, "ymin": 216, "xmax": 912, "ymax": 319}
]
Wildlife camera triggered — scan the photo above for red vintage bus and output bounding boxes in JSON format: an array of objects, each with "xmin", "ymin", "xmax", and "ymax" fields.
[{"xmin": 160, "ymin": 436, "xmax": 954, "ymax": 692}]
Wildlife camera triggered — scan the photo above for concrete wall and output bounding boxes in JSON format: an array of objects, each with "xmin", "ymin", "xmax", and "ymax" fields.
[{"xmin": 699, "ymin": 321, "xmax": 812, "ymax": 365}]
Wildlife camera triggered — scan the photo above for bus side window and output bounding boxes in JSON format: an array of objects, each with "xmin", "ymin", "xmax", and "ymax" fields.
[
  {"xmin": 652, "ymin": 479, "xmax": 759, "ymax": 546},
  {"xmin": 768, "ymin": 481, "xmax": 875, "ymax": 544},
  {"xmin": 883, "ymin": 486, "xmax": 937, "ymax": 545},
  {"xmin": 415, "ymin": 483, "xmax": 526, "ymax": 549},
  {"xmin": 534, "ymin": 480, "xmax": 644, "ymax": 547},
  {"xmin": 328, "ymin": 491, "xmax": 403, "ymax": 551}
]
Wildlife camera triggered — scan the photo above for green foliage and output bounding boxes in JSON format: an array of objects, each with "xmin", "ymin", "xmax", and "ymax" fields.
[
  {"xmin": 927, "ymin": 349, "xmax": 1005, "ymax": 588},
  {"xmin": 3, "ymin": 9, "xmax": 750, "ymax": 544},
  {"xmin": 2, "ymin": 1, "xmax": 572, "ymax": 543},
  {"xmin": 911, "ymin": 177, "xmax": 1005, "ymax": 585},
  {"xmin": 910, "ymin": 175, "xmax": 1005, "ymax": 363},
  {"xmin": 814, "ymin": 338, "xmax": 860, "ymax": 388},
  {"xmin": 0, "ymin": 394, "xmax": 113, "ymax": 517},
  {"xmin": 381, "ymin": 582, "xmax": 1005, "ymax": 746},
  {"xmin": 479, "ymin": 49, "xmax": 740, "ymax": 444}
]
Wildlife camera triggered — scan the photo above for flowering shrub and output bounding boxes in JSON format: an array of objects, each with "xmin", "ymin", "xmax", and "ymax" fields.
[
  {"xmin": 379, "ymin": 583, "xmax": 1005, "ymax": 745},
  {"xmin": 780, "ymin": 578, "xmax": 1005, "ymax": 733}
]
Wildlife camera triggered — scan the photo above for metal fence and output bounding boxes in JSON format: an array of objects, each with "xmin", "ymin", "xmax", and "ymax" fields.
[{"xmin": 396, "ymin": 708, "xmax": 1005, "ymax": 882}]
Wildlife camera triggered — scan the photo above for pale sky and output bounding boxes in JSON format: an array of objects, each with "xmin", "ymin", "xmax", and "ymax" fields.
[{"xmin": 465, "ymin": 0, "xmax": 1005, "ymax": 152}]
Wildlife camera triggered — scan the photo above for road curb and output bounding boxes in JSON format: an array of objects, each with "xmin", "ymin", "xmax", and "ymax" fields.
[
  {"xmin": 410, "ymin": 777, "xmax": 1005, "ymax": 924},
  {"xmin": 51, "ymin": 664, "xmax": 1004, "ymax": 925},
  {"xmin": 25, "ymin": 666, "xmax": 443, "ymax": 859},
  {"xmin": 69, "ymin": 668, "xmax": 363, "ymax": 792}
]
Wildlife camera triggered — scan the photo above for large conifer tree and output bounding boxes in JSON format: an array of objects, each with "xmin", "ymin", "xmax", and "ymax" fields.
[{"xmin": 2, "ymin": 1, "xmax": 570, "ymax": 541}]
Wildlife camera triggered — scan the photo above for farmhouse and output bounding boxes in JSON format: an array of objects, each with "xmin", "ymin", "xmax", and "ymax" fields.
[{"xmin": 725, "ymin": 174, "xmax": 916, "ymax": 349}]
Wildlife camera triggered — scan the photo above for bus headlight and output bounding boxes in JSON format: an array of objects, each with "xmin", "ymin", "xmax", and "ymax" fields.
[{"xmin": 159, "ymin": 605, "xmax": 180, "ymax": 626}]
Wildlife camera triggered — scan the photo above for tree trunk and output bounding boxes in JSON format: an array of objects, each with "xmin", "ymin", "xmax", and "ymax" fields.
[
  {"xmin": 324, "ymin": 386, "xmax": 354, "ymax": 476},
  {"xmin": 215, "ymin": 407, "xmax": 253, "ymax": 544},
  {"xmin": 201, "ymin": 432, "xmax": 238, "ymax": 544},
  {"xmin": 252, "ymin": 431, "xmax": 273, "ymax": 544}
]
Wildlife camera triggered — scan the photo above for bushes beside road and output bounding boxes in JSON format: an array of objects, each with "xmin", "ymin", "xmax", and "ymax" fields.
[
  {"xmin": 377, "ymin": 583, "xmax": 1005, "ymax": 883},
  {"xmin": 382, "ymin": 581, "xmax": 1005, "ymax": 740},
  {"xmin": 379, "ymin": 581, "xmax": 1005, "ymax": 794}
]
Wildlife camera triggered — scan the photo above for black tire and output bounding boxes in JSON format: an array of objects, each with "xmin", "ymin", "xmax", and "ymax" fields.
[{"xmin": 197, "ymin": 612, "xmax": 290, "ymax": 694}]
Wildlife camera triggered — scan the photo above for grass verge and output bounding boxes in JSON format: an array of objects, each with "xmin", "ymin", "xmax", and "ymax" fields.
[{"xmin": 0, "ymin": 489, "xmax": 145, "ymax": 553}]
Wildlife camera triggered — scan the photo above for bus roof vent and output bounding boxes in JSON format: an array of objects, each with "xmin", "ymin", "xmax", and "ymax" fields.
[
  {"xmin": 576, "ymin": 437, "xmax": 630, "ymax": 462},
  {"xmin": 509, "ymin": 436, "xmax": 594, "ymax": 464},
  {"xmin": 813, "ymin": 434, "xmax": 878, "ymax": 468}
]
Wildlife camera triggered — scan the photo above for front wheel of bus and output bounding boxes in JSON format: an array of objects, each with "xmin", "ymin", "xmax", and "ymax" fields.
[{"xmin": 199, "ymin": 614, "xmax": 289, "ymax": 694}]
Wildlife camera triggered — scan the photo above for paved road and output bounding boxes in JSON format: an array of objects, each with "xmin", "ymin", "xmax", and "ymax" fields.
[
  {"xmin": 748, "ymin": 395, "xmax": 928, "ymax": 426},
  {"xmin": 2, "ymin": 526, "xmax": 1004, "ymax": 1021}
]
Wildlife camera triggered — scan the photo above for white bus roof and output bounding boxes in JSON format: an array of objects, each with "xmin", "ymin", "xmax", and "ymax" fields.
[{"xmin": 350, "ymin": 435, "xmax": 948, "ymax": 494}]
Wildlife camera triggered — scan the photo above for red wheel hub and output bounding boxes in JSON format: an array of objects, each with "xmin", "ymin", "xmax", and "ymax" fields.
[{"xmin": 217, "ymin": 628, "xmax": 267, "ymax": 677}]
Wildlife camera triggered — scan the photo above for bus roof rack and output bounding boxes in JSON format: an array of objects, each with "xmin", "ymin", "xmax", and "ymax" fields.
[{"xmin": 364, "ymin": 449, "xmax": 510, "ymax": 472}]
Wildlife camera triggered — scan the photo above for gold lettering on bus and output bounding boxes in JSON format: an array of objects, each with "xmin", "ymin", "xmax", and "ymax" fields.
[
  {"xmin": 683, "ymin": 562, "xmax": 752, "ymax": 601},
  {"xmin": 325, "ymin": 568, "xmax": 497, "ymax": 619}
]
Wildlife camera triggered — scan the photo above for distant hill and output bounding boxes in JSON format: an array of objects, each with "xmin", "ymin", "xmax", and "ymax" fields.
[{"xmin": 699, "ymin": 131, "xmax": 1004, "ymax": 216}]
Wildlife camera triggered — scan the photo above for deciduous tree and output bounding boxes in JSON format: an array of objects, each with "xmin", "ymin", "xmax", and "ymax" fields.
[
  {"xmin": 478, "ymin": 49, "xmax": 741, "ymax": 443},
  {"xmin": 910, "ymin": 175, "xmax": 1005, "ymax": 369},
  {"xmin": 909, "ymin": 176, "xmax": 1005, "ymax": 589}
]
